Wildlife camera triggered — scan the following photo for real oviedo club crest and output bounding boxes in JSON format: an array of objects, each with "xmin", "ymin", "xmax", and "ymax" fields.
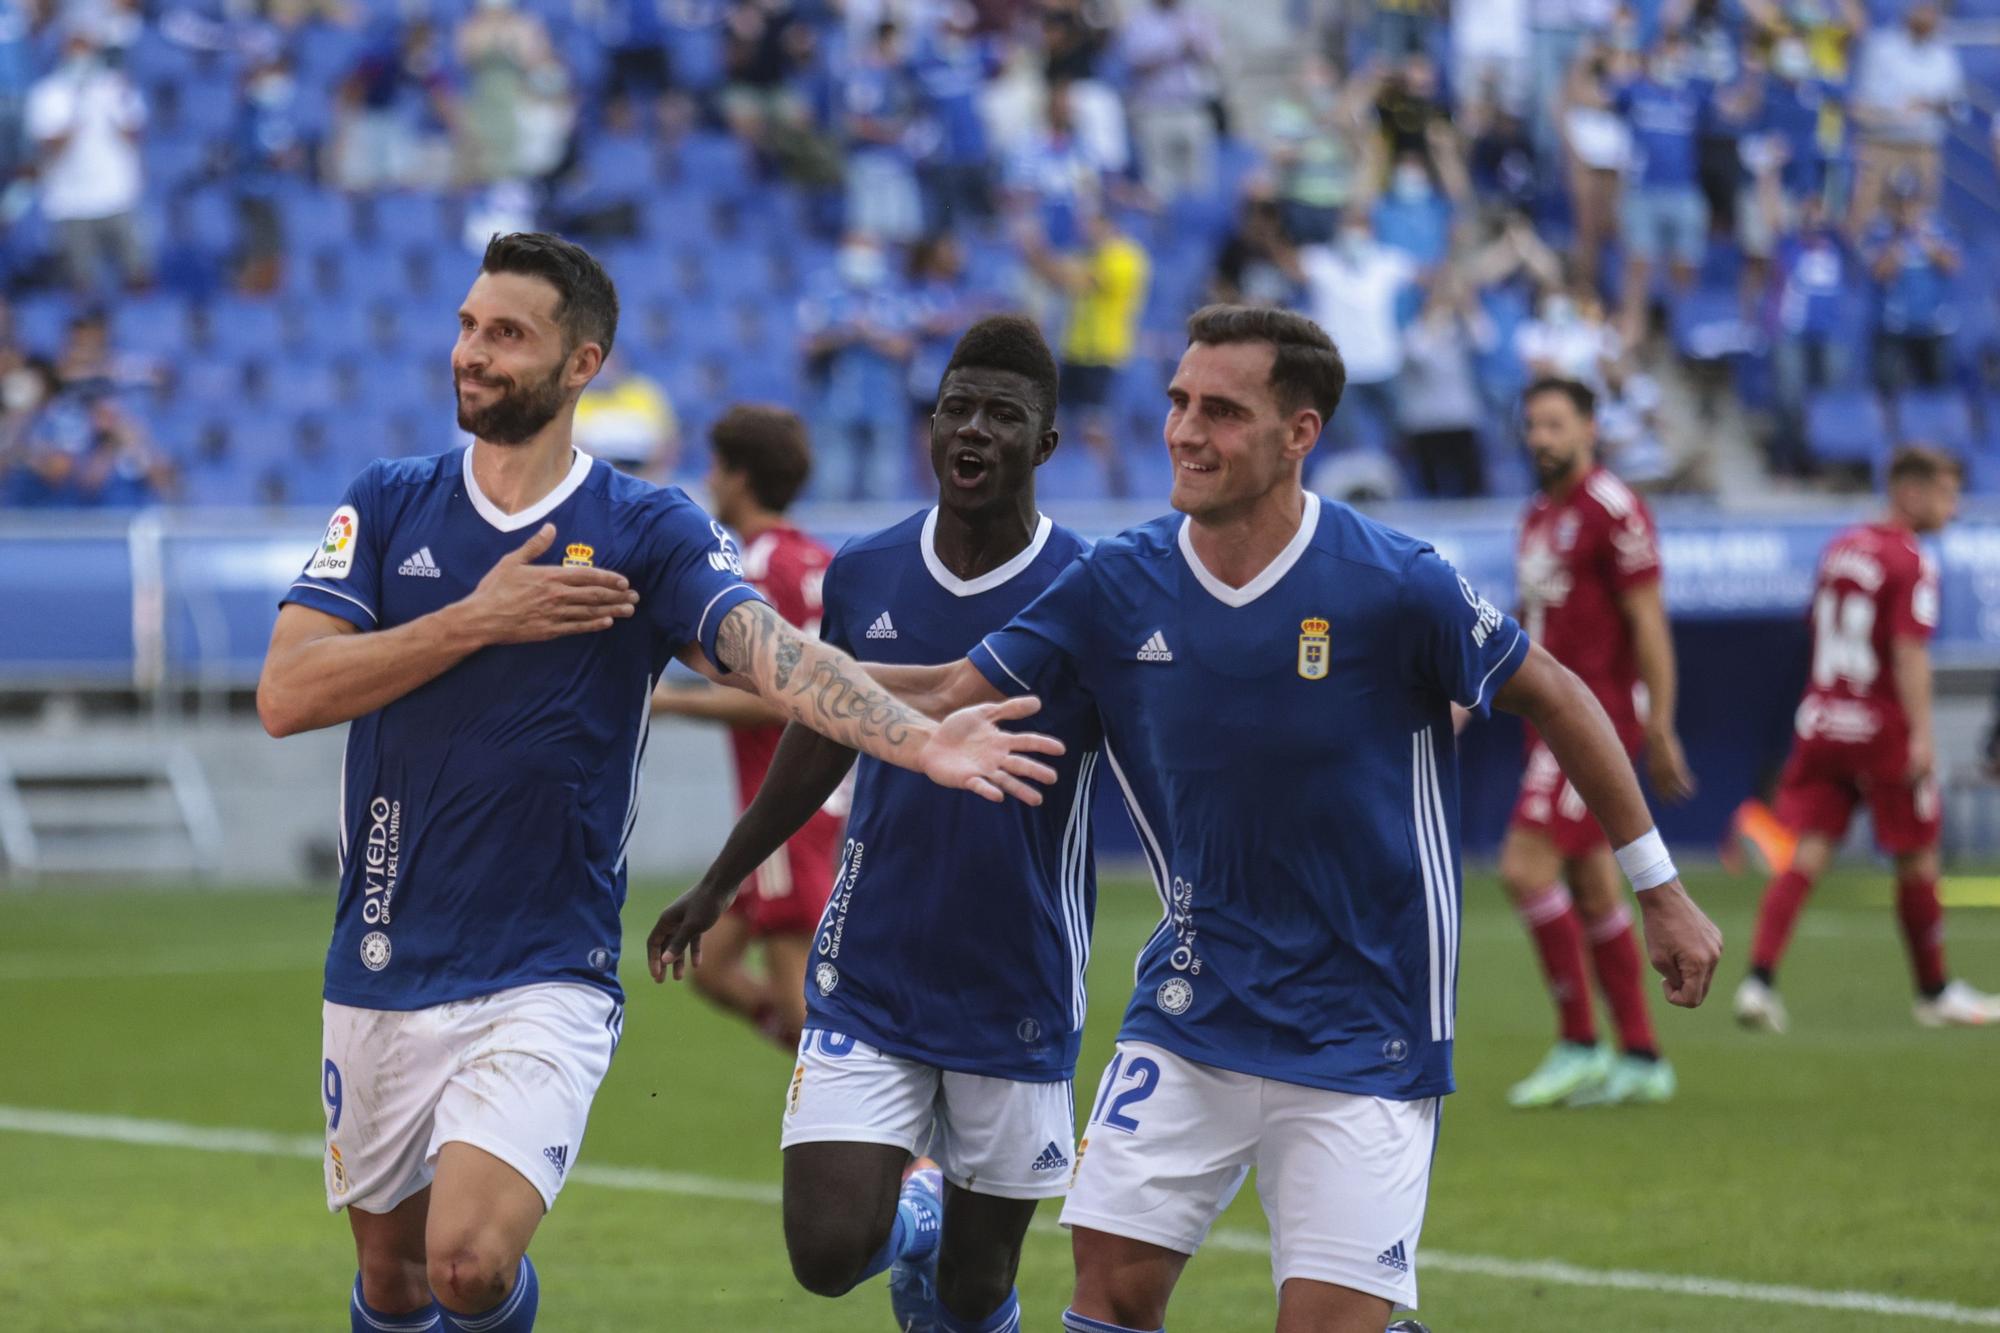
[{"xmin": 1297, "ymin": 617, "xmax": 1330, "ymax": 681}]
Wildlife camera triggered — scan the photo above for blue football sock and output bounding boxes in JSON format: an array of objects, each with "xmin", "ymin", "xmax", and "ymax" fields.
[
  {"xmin": 856, "ymin": 1178, "xmax": 943, "ymax": 1285},
  {"xmin": 350, "ymin": 1275, "xmax": 440, "ymax": 1332},
  {"xmin": 939, "ymin": 1285, "xmax": 1021, "ymax": 1332},
  {"xmin": 436, "ymin": 1255, "xmax": 538, "ymax": 1332},
  {"xmin": 1060, "ymin": 1311, "xmax": 1162, "ymax": 1333}
]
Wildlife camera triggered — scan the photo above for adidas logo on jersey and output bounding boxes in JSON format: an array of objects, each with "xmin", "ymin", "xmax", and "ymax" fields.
[
  {"xmin": 865, "ymin": 613, "xmax": 897, "ymax": 640},
  {"xmin": 397, "ymin": 547, "xmax": 443, "ymax": 578},
  {"xmin": 1030, "ymin": 1141, "xmax": 1069, "ymax": 1173},
  {"xmin": 1376, "ymin": 1240, "xmax": 1410, "ymax": 1273},
  {"xmin": 1137, "ymin": 631, "xmax": 1173, "ymax": 662},
  {"xmin": 543, "ymin": 1144, "xmax": 569, "ymax": 1178}
]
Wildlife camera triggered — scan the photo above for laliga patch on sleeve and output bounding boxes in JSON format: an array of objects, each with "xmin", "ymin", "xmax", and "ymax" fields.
[{"xmin": 308, "ymin": 504, "xmax": 360, "ymax": 581}]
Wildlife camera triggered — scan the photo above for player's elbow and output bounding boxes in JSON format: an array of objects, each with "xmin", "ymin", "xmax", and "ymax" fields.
[{"xmin": 256, "ymin": 676, "xmax": 309, "ymax": 738}]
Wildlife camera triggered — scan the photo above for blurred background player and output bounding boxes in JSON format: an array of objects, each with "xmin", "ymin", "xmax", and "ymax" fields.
[
  {"xmin": 653, "ymin": 405, "xmax": 837, "ymax": 1051},
  {"xmin": 1737, "ymin": 446, "xmax": 2000, "ymax": 1033},
  {"xmin": 648, "ymin": 316, "xmax": 1101, "ymax": 1333},
  {"xmin": 260, "ymin": 233, "xmax": 1064, "ymax": 1333},
  {"xmin": 1500, "ymin": 377, "xmax": 1695, "ymax": 1110}
]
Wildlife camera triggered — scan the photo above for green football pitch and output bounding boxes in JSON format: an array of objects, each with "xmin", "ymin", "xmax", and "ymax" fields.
[{"xmin": 2, "ymin": 869, "xmax": 1997, "ymax": 1331}]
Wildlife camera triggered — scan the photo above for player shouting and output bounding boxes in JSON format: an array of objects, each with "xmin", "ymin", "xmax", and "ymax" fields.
[
  {"xmin": 1736, "ymin": 445, "xmax": 2000, "ymax": 1031},
  {"xmin": 813, "ymin": 304, "xmax": 1723, "ymax": 1332},
  {"xmin": 258, "ymin": 235, "xmax": 1060, "ymax": 1333},
  {"xmin": 648, "ymin": 316, "xmax": 1099, "ymax": 1333},
  {"xmin": 1500, "ymin": 377, "xmax": 1695, "ymax": 1109}
]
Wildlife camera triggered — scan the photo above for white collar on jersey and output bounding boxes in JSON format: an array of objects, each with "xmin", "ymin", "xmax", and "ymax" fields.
[
  {"xmin": 1177, "ymin": 491, "xmax": 1321, "ymax": 609},
  {"xmin": 920, "ymin": 506, "xmax": 1053, "ymax": 598},
  {"xmin": 461, "ymin": 445, "xmax": 596, "ymax": 533}
]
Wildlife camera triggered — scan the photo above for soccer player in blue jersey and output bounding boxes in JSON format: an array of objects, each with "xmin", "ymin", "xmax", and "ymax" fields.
[
  {"xmin": 256, "ymin": 235, "xmax": 1063, "ymax": 1333},
  {"xmin": 646, "ymin": 316, "xmax": 1098, "ymax": 1333},
  {"xmin": 843, "ymin": 304, "xmax": 1724, "ymax": 1332}
]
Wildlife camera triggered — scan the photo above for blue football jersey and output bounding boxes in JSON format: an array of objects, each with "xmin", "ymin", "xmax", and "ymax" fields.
[
  {"xmin": 969, "ymin": 494, "xmax": 1529, "ymax": 1099},
  {"xmin": 809, "ymin": 508, "xmax": 1101, "ymax": 1081},
  {"xmin": 283, "ymin": 447, "xmax": 764, "ymax": 1011}
]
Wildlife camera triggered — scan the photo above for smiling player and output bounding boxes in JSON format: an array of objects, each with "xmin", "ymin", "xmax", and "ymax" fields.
[
  {"xmin": 257, "ymin": 235, "xmax": 1062, "ymax": 1333},
  {"xmin": 821, "ymin": 304, "xmax": 1724, "ymax": 1332}
]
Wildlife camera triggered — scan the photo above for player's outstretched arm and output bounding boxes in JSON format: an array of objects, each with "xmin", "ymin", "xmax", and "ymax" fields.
[
  {"xmin": 1494, "ymin": 643, "xmax": 1724, "ymax": 1008},
  {"xmin": 852, "ymin": 658, "xmax": 1006, "ymax": 721},
  {"xmin": 711, "ymin": 600, "xmax": 1062, "ymax": 804},
  {"xmin": 258, "ymin": 523, "xmax": 638, "ymax": 736},
  {"xmin": 647, "ymin": 721, "xmax": 857, "ymax": 982}
]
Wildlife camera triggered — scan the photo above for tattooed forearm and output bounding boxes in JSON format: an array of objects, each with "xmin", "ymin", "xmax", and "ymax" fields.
[
  {"xmin": 791, "ymin": 658, "xmax": 915, "ymax": 748},
  {"xmin": 716, "ymin": 602, "xmax": 929, "ymax": 763}
]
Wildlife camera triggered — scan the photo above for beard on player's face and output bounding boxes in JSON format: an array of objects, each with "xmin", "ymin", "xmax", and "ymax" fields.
[{"xmin": 455, "ymin": 354, "xmax": 570, "ymax": 445}]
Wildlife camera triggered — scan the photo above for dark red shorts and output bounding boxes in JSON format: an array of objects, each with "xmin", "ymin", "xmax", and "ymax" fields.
[
  {"xmin": 1773, "ymin": 733, "xmax": 1939, "ymax": 855},
  {"xmin": 729, "ymin": 812, "xmax": 842, "ymax": 938},
  {"xmin": 1509, "ymin": 738, "xmax": 1608, "ymax": 859}
]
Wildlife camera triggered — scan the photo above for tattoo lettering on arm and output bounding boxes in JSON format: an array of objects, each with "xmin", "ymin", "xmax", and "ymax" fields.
[
  {"xmin": 715, "ymin": 602, "xmax": 928, "ymax": 757},
  {"xmin": 794, "ymin": 657, "xmax": 914, "ymax": 748}
]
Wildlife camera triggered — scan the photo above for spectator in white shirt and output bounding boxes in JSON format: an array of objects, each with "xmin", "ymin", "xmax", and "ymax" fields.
[
  {"xmin": 1850, "ymin": 2, "xmax": 1963, "ymax": 228},
  {"xmin": 1515, "ymin": 276, "xmax": 1622, "ymax": 393},
  {"xmin": 1296, "ymin": 209, "xmax": 1416, "ymax": 450},
  {"xmin": 26, "ymin": 24, "xmax": 149, "ymax": 294},
  {"xmin": 1117, "ymin": 0, "xmax": 1222, "ymax": 201}
]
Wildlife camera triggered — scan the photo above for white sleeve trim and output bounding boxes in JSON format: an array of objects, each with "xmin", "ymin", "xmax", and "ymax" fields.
[
  {"xmin": 696, "ymin": 583, "xmax": 761, "ymax": 653},
  {"xmin": 1463, "ymin": 625, "xmax": 1525, "ymax": 710},
  {"xmin": 980, "ymin": 638, "xmax": 1033, "ymax": 693},
  {"xmin": 287, "ymin": 581, "xmax": 378, "ymax": 626}
]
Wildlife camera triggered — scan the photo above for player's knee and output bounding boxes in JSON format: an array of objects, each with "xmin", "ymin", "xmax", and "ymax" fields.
[
  {"xmin": 785, "ymin": 1221, "xmax": 879, "ymax": 1298},
  {"xmin": 427, "ymin": 1244, "xmax": 516, "ymax": 1312},
  {"xmin": 357, "ymin": 1253, "xmax": 429, "ymax": 1314},
  {"xmin": 937, "ymin": 1253, "xmax": 1015, "ymax": 1323}
]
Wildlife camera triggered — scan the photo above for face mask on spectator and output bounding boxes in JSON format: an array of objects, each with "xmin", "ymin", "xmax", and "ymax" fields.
[
  {"xmin": 1773, "ymin": 40, "xmax": 1812, "ymax": 81},
  {"xmin": 839, "ymin": 243, "xmax": 889, "ymax": 288},
  {"xmin": 2, "ymin": 370, "xmax": 46, "ymax": 415},
  {"xmin": 1338, "ymin": 227, "xmax": 1372, "ymax": 258},
  {"xmin": 1542, "ymin": 296, "xmax": 1577, "ymax": 327},
  {"xmin": 1650, "ymin": 54, "xmax": 1687, "ymax": 85},
  {"xmin": 1391, "ymin": 165, "xmax": 1431, "ymax": 203}
]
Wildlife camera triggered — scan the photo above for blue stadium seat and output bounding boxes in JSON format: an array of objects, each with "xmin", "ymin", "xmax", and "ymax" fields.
[
  {"xmin": 111, "ymin": 295, "xmax": 193, "ymax": 360},
  {"xmin": 177, "ymin": 187, "xmax": 240, "ymax": 260},
  {"xmin": 367, "ymin": 193, "xmax": 451, "ymax": 247},
  {"xmin": 173, "ymin": 79, "xmax": 241, "ymax": 142},
  {"xmin": 1892, "ymin": 389, "xmax": 1976, "ymax": 452},
  {"xmin": 1805, "ymin": 387, "xmax": 1890, "ymax": 465},
  {"xmin": 671, "ymin": 133, "xmax": 756, "ymax": 202},
  {"xmin": 666, "ymin": 19, "xmax": 727, "ymax": 92},
  {"xmin": 198, "ymin": 296, "xmax": 286, "ymax": 359},
  {"xmin": 11, "ymin": 294, "xmax": 75, "ymax": 356},
  {"xmin": 279, "ymin": 187, "xmax": 361, "ymax": 257},
  {"xmin": 1672, "ymin": 286, "xmax": 1760, "ymax": 362},
  {"xmin": 176, "ymin": 356, "xmax": 247, "ymax": 407}
]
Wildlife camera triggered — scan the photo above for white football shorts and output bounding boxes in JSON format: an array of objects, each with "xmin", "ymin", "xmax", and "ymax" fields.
[
  {"xmin": 781, "ymin": 1027, "xmax": 1076, "ymax": 1200},
  {"xmin": 320, "ymin": 982, "xmax": 622, "ymax": 1214},
  {"xmin": 1062, "ymin": 1041, "xmax": 1439, "ymax": 1308}
]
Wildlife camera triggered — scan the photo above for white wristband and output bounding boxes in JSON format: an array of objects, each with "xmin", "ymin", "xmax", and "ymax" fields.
[{"xmin": 1614, "ymin": 828, "xmax": 1678, "ymax": 891}]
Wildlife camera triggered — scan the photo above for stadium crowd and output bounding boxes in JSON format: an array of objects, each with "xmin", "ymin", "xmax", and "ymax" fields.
[{"xmin": 0, "ymin": 0, "xmax": 1997, "ymax": 509}]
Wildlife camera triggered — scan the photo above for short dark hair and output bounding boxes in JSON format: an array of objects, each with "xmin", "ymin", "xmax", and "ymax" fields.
[
  {"xmin": 1184, "ymin": 304, "xmax": 1345, "ymax": 420},
  {"xmin": 1523, "ymin": 375, "xmax": 1597, "ymax": 418},
  {"xmin": 1888, "ymin": 443, "xmax": 1964, "ymax": 485},
  {"xmin": 710, "ymin": 404, "xmax": 813, "ymax": 512},
  {"xmin": 479, "ymin": 231, "xmax": 619, "ymax": 358},
  {"xmin": 941, "ymin": 315, "xmax": 1060, "ymax": 429}
]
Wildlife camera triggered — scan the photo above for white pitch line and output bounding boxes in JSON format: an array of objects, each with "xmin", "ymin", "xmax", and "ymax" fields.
[{"xmin": 2, "ymin": 1105, "xmax": 1996, "ymax": 1328}]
